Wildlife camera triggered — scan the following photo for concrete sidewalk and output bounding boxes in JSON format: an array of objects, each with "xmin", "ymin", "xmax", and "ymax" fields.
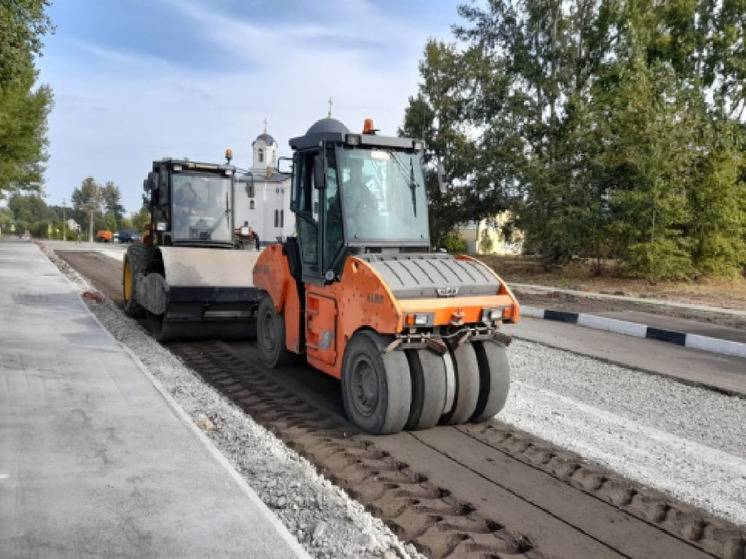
[{"xmin": 0, "ymin": 240, "xmax": 307, "ymax": 559}]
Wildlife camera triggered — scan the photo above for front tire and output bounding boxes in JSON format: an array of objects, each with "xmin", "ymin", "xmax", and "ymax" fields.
[
  {"xmin": 342, "ymin": 331, "xmax": 412, "ymax": 435},
  {"xmin": 256, "ymin": 296, "xmax": 293, "ymax": 368},
  {"xmin": 440, "ymin": 341, "xmax": 480, "ymax": 425},
  {"xmin": 405, "ymin": 349, "xmax": 448, "ymax": 431},
  {"xmin": 471, "ymin": 340, "xmax": 510, "ymax": 423},
  {"xmin": 122, "ymin": 244, "xmax": 151, "ymax": 317}
]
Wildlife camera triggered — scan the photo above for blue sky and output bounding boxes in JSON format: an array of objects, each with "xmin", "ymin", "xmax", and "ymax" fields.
[{"xmin": 37, "ymin": 0, "xmax": 462, "ymax": 212}]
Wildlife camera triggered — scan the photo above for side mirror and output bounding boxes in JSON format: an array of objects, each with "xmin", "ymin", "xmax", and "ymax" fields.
[
  {"xmin": 313, "ymin": 155, "xmax": 325, "ymax": 190},
  {"xmin": 277, "ymin": 156, "xmax": 293, "ymax": 174},
  {"xmin": 143, "ymin": 171, "xmax": 158, "ymax": 191}
]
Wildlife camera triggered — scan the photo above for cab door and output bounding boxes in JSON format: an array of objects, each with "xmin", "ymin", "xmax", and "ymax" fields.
[{"xmin": 291, "ymin": 150, "xmax": 322, "ymax": 282}]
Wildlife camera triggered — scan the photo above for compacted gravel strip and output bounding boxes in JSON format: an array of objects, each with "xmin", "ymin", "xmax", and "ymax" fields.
[{"xmin": 505, "ymin": 340, "xmax": 746, "ymax": 524}]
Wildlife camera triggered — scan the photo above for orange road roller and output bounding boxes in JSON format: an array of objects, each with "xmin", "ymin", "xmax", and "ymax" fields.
[{"xmin": 253, "ymin": 116, "xmax": 520, "ymax": 434}]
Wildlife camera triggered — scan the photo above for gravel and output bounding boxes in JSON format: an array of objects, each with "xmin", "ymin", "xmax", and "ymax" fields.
[
  {"xmin": 502, "ymin": 339, "xmax": 746, "ymax": 525},
  {"xmin": 42, "ymin": 244, "xmax": 423, "ymax": 559}
]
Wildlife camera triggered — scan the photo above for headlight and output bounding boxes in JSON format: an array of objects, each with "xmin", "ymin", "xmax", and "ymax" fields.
[
  {"xmin": 405, "ymin": 312, "xmax": 433, "ymax": 327},
  {"xmin": 481, "ymin": 307, "xmax": 503, "ymax": 322}
]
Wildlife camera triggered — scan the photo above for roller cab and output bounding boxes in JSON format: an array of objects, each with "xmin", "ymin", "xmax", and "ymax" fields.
[
  {"xmin": 123, "ymin": 158, "xmax": 262, "ymax": 341},
  {"xmin": 254, "ymin": 117, "xmax": 519, "ymax": 434}
]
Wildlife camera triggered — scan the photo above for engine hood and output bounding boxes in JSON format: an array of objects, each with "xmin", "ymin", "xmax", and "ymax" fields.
[{"xmin": 355, "ymin": 253, "xmax": 500, "ymax": 300}]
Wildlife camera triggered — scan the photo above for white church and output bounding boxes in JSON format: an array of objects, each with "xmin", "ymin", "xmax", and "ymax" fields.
[{"xmin": 233, "ymin": 126, "xmax": 294, "ymax": 244}]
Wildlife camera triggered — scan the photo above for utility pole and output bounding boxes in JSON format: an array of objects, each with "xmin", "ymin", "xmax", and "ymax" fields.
[
  {"xmin": 89, "ymin": 208, "xmax": 94, "ymax": 243},
  {"xmin": 62, "ymin": 198, "xmax": 66, "ymax": 241}
]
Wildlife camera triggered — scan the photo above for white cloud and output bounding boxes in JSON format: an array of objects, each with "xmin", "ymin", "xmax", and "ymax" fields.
[{"xmin": 39, "ymin": 0, "xmax": 438, "ymax": 212}]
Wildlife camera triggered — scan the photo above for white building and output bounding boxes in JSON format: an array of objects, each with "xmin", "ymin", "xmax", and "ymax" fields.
[
  {"xmin": 234, "ymin": 128, "xmax": 294, "ymax": 244},
  {"xmin": 457, "ymin": 212, "xmax": 523, "ymax": 256}
]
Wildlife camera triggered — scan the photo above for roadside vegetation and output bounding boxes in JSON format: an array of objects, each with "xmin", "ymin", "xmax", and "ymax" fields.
[
  {"xmin": 1, "ymin": 181, "xmax": 149, "ymax": 240},
  {"xmin": 482, "ymin": 254, "xmax": 746, "ymax": 311},
  {"xmin": 0, "ymin": 0, "xmax": 53, "ymax": 198},
  {"xmin": 404, "ymin": 0, "xmax": 745, "ymax": 282}
]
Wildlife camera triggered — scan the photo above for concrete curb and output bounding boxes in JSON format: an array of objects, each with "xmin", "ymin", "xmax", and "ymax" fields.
[{"xmin": 522, "ymin": 305, "xmax": 746, "ymax": 360}]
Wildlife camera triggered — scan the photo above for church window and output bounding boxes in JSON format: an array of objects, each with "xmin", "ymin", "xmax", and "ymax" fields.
[
  {"xmin": 250, "ymin": 200, "xmax": 255, "ymax": 210},
  {"xmin": 258, "ymin": 149, "xmax": 264, "ymax": 163}
]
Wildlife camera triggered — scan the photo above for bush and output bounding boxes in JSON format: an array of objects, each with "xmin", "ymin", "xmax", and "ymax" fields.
[
  {"xmin": 443, "ymin": 231, "xmax": 467, "ymax": 254},
  {"xmin": 624, "ymin": 239, "xmax": 694, "ymax": 282},
  {"xmin": 29, "ymin": 221, "xmax": 49, "ymax": 238}
]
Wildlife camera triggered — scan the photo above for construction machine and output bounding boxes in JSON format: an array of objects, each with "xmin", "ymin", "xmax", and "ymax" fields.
[
  {"xmin": 123, "ymin": 158, "xmax": 262, "ymax": 341},
  {"xmin": 253, "ymin": 117, "xmax": 520, "ymax": 434}
]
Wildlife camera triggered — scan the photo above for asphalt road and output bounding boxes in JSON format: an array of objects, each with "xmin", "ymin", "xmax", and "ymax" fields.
[{"xmin": 504, "ymin": 318, "xmax": 746, "ymax": 396}]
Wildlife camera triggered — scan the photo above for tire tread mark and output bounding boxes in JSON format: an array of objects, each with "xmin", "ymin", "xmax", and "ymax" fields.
[
  {"xmin": 168, "ymin": 341, "xmax": 540, "ymax": 559},
  {"xmin": 458, "ymin": 423, "xmax": 746, "ymax": 559}
]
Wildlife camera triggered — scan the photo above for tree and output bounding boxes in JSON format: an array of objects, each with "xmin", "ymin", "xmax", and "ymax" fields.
[
  {"xmin": 596, "ymin": 59, "xmax": 698, "ymax": 280},
  {"xmin": 400, "ymin": 41, "xmax": 480, "ymax": 248},
  {"xmin": 407, "ymin": 0, "xmax": 746, "ymax": 279},
  {"xmin": 8, "ymin": 191, "xmax": 47, "ymax": 223},
  {"xmin": 130, "ymin": 207, "xmax": 150, "ymax": 233},
  {"xmin": 72, "ymin": 177, "xmax": 103, "ymax": 241},
  {"xmin": 0, "ymin": 1, "xmax": 53, "ymax": 196},
  {"xmin": 454, "ymin": 0, "xmax": 619, "ymax": 269},
  {"xmin": 685, "ymin": 125, "xmax": 746, "ymax": 277},
  {"xmin": 101, "ymin": 181, "xmax": 124, "ymax": 226}
]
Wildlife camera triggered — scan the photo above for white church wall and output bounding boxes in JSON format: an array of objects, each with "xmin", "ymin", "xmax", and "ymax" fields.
[{"xmin": 233, "ymin": 126, "xmax": 295, "ymax": 244}]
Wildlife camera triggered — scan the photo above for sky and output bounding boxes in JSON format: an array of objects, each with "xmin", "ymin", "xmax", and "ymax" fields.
[{"xmin": 37, "ymin": 0, "xmax": 462, "ymax": 212}]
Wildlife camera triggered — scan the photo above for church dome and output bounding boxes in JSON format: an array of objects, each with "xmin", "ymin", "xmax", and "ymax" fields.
[
  {"xmin": 253, "ymin": 132, "xmax": 275, "ymax": 145},
  {"xmin": 306, "ymin": 117, "xmax": 350, "ymax": 136}
]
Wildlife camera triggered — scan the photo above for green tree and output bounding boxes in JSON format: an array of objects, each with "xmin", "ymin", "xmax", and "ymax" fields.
[
  {"xmin": 454, "ymin": 0, "xmax": 619, "ymax": 268},
  {"xmin": 0, "ymin": 1, "xmax": 53, "ymax": 196},
  {"xmin": 72, "ymin": 177, "xmax": 103, "ymax": 241},
  {"xmin": 400, "ymin": 41, "xmax": 480, "ymax": 248},
  {"xmin": 409, "ymin": 0, "xmax": 746, "ymax": 279},
  {"xmin": 686, "ymin": 126, "xmax": 746, "ymax": 277},
  {"xmin": 101, "ymin": 181, "xmax": 125, "ymax": 226},
  {"xmin": 130, "ymin": 207, "xmax": 150, "ymax": 233},
  {"xmin": 8, "ymin": 191, "xmax": 47, "ymax": 223},
  {"xmin": 0, "ymin": 206, "xmax": 13, "ymax": 235}
]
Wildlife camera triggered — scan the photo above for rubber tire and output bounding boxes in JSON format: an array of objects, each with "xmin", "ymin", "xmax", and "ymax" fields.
[
  {"xmin": 256, "ymin": 296, "xmax": 293, "ymax": 368},
  {"xmin": 341, "ymin": 331, "xmax": 412, "ymax": 435},
  {"xmin": 122, "ymin": 244, "xmax": 151, "ymax": 317},
  {"xmin": 405, "ymin": 349, "xmax": 448, "ymax": 431},
  {"xmin": 471, "ymin": 340, "xmax": 511, "ymax": 423},
  {"xmin": 440, "ymin": 341, "xmax": 480, "ymax": 426}
]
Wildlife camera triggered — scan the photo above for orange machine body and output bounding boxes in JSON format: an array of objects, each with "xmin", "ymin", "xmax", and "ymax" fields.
[{"xmin": 254, "ymin": 245, "xmax": 520, "ymax": 379}]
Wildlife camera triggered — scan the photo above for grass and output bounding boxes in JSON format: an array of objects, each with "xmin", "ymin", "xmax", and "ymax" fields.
[{"xmin": 480, "ymin": 255, "xmax": 746, "ymax": 311}]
